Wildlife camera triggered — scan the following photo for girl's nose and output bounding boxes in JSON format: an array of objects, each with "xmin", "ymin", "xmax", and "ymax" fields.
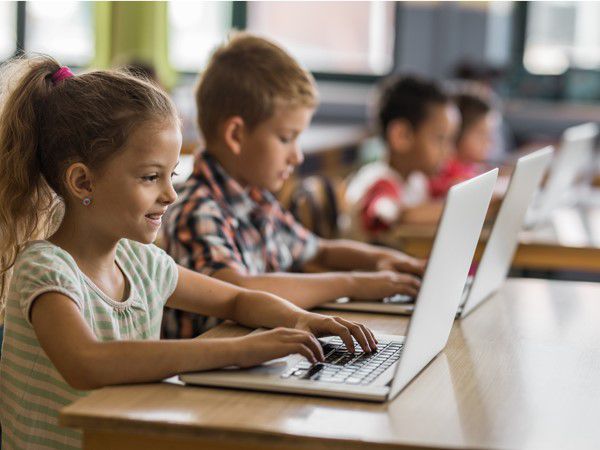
[{"xmin": 161, "ymin": 181, "xmax": 178, "ymax": 205}]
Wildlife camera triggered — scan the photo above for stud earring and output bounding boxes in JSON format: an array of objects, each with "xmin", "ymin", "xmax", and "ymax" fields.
[{"xmin": 82, "ymin": 197, "xmax": 92, "ymax": 206}]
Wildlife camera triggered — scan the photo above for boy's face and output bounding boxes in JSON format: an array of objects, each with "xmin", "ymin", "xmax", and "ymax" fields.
[
  {"xmin": 457, "ymin": 112, "xmax": 495, "ymax": 163},
  {"xmin": 411, "ymin": 103, "xmax": 460, "ymax": 175},
  {"xmin": 238, "ymin": 104, "xmax": 314, "ymax": 192}
]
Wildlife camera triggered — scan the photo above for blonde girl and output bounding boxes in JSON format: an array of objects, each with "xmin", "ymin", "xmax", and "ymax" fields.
[{"xmin": 0, "ymin": 56, "xmax": 376, "ymax": 449}]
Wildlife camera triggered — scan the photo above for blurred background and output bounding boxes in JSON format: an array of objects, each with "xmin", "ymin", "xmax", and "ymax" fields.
[{"xmin": 2, "ymin": 1, "xmax": 600, "ymax": 155}]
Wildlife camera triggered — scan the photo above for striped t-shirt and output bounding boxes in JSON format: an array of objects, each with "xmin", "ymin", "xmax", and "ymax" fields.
[{"xmin": 0, "ymin": 239, "xmax": 178, "ymax": 449}]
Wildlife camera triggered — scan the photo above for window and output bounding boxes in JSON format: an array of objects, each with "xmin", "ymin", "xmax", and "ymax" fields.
[
  {"xmin": 246, "ymin": 1, "xmax": 396, "ymax": 76},
  {"xmin": 169, "ymin": 2, "xmax": 233, "ymax": 72},
  {"xmin": 0, "ymin": 2, "xmax": 17, "ymax": 60},
  {"xmin": 25, "ymin": 1, "xmax": 94, "ymax": 66},
  {"xmin": 524, "ymin": 1, "xmax": 600, "ymax": 75}
]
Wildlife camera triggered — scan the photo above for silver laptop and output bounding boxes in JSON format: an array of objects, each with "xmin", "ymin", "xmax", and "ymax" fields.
[
  {"xmin": 525, "ymin": 122, "xmax": 598, "ymax": 227},
  {"xmin": 323, "ymin": 147, "xmax": 553, "ymax": 318},
  {"xmin": 179, "ymin": 169, "xmax": 497, "ymax": 402},
  {"xmin": 460, "ymin": 146, "xmax": 553, "ymax": 317}
]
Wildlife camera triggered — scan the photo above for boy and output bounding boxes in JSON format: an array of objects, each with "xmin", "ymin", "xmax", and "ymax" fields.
[
  {"xmin": 162, "ymin": 34, "xmax": 424, "ymax": 337},
  {"xmin": 346, "ymin": 75, "xmax": 460, "ymax": 239}
]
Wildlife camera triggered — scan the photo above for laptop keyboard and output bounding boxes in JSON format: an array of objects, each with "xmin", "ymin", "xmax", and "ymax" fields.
[{"xmin": 281, "ymin": 337, "xmax": 403, "ymax": 385}]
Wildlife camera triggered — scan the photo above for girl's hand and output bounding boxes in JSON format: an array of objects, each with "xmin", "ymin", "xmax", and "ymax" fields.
[
  {"xmin": 294, "ymin": 312, "xmax": 378, "ymax": 354},
  {"xmin": 350, "ymin": 270, "xmax": 421, "ymax": 301},
  {"xmin": 232, "ymin": 327, "xmax": 325, "ymax": 368}
]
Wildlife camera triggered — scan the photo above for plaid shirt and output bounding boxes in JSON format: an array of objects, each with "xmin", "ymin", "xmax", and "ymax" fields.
[{"xmin": 161, "ymin": 152, "xmax": 318, "ymax": 338}]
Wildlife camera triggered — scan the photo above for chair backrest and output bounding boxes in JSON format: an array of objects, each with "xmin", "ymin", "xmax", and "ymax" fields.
[{"xmin": 286, "ymin": 175, "xmax": 346, "ymax": 239}]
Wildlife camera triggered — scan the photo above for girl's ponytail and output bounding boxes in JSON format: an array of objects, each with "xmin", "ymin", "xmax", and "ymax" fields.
[{"xmin": 0, "ymin": 56, "xmax": 67, "ymax": 311}]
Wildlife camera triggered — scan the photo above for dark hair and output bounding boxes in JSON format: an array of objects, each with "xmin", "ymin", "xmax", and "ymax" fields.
[
  {"xmin": 377, "ymin": 75, "xmax": 449, "ymax": 137},
  {"xmin": 0, "ymin": 54, "xmax": 178, "ymax": 305},
  {"xmin": 455, "ymin": 92, "xmax": 491, "ymax": 141}
]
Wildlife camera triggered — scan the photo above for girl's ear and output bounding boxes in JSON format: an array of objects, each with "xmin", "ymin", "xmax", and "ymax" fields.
[
  {"xmin": 64, "ymin": 163, "xmax": 94, "ymax": 203},
  {"xmin": 387, "ymin": 119, "xmax": 414, "ymax": 154},
  {"xmin": 222, "ymin": 116, "xmax": 246, "ymax": 156}
]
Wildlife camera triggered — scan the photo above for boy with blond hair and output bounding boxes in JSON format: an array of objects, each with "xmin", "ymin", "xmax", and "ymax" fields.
[{"xmin": 162, "ymin": 34, "xmax": 423, "ymax": 337}]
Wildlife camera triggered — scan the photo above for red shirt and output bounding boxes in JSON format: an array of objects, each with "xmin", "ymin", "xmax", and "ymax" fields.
[{"xmin": 429, "ymin": 158, "xmax": 482, "ymax": 199}]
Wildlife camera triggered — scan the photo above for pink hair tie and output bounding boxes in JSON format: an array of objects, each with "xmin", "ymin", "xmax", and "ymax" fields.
[{"xmin": 51, "ymin": 66, "xmax": 74, "ymax": 85}]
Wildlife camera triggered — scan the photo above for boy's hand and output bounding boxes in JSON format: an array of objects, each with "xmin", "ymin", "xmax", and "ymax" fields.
[
  {"xmin": 375, "ymin": 253, "xmax": 426, "ymax": 276},
  {"xmin": 294, "ymin": 312, "xmax": 377, "ymax": 354},
  {"xmin": 350, "ymin": 270, "xmax": 421, "ymax": 300}
]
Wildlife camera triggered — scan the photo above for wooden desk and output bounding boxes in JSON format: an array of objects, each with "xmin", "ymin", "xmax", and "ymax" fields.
[
  {"xmin": 391, "ymin": 206, "xmax": 600, "ymax": 273},
  {"xmin": 61, "ymin": 279, "xmax": 600, "ymax": 450}
]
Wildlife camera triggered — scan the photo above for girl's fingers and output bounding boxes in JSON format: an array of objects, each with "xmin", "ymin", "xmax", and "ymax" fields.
[
  {"xmin": 358, "ymin": 322, "xmax": 378, "ymax": 348},
  {"xmin": 335, "ymin": 317, "xmax": 371, "ymax": 352},
  {"xmin": 293, "ymin": 343, "xmax": 318, "ymax": 364},
  {"xmin": 328, "ymin": 320, "xmax": 355, "ymax": 353},
  {"xmin": 287, "ymin": 330, "xmax": 324, "ymax": 362},
  {"xmin": 300, "ymin": 331, "xmax": 325, "ymax": 362}
]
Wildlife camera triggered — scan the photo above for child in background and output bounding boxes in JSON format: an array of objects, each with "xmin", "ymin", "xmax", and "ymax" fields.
[
  {"xmin": 0, "ymin": 56, "xmax": 376, "ymax": 449},
  {"xmin": 345, "ymin": 75, "xmax": 460, "ymax": 238},
  {"xmin": 429, "ymin": 91, "xmax": 495, "ymax": 198},
  {"xmin": 162, "ymin": 34, "xmax": 424, "ymax": 338}
]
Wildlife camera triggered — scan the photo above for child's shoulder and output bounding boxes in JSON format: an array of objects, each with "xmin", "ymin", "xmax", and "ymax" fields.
[
  {"xmin": 11, "ymin": 241, "xmax": 83, "ymax": 296},
  {"xmin": 16, "ymin": 240, "xmax": 78, "ymax": 273}
]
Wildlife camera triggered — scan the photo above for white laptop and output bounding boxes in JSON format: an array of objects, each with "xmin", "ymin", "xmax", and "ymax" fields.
[
  {"xmin": 179, "ymin": 169, "xmax": 497, "ymax": 402},
  {"xmin": 323, "ymin": 147, "xmax": 553, "ymax": 318},
  {"xmin": 525, "ymin": 122, "xmax": 598, "ymax": 227}
]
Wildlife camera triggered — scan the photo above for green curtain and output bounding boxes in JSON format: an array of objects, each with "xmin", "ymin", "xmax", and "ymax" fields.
[{"xmin": 93, "ymin": 1, "xmax": 177, "ymax": 88}]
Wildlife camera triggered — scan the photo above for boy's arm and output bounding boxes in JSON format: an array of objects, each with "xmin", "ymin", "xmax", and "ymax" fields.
[
  {"xmin": 211, "ymin": 265, "xmax": 420, "ymax": 309},
  {"xmin": 306, "ymin": 238, "xmax": 425, "ymax": 276},
  {"xmin": 212, "ymin": 267, "xmax": 354, "ymax": 309}
]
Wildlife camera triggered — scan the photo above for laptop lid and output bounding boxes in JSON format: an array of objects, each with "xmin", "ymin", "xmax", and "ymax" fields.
[
  {"xmin": 388, "ymin": 169, "xmax": 497, "ymax": 400},
  {"xmin": 530, "ymin": 123, "xmax": 598, "ymax": 225},
  {"xmin": 460, "ymin": 147, "xmax": 554, "ymax": 318}
]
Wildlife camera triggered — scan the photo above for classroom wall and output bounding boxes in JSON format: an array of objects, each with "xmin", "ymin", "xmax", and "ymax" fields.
[
  {"xmin": 396, "ymin": 2, "xmax": 513, "ymax": 79},
  {"xmin": 315, "ymin": 2, "xmax": 514, "ymax": 125}
]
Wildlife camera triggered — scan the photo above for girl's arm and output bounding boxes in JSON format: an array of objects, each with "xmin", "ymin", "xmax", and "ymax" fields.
[
  {"xmin": 169, "ymin": 266, "xmax": 403, "ymax": 338},
  {"xmin": 31, "ymin": 292, "xmax": 242, "ymax": 389},
  {"xmin": 32, "ymin": 292, "xmax": 374, "ymax": 390},
  {"xmin": 168, "ymin": 266, "xmax": 379, "ymax": 353},
  {"xmin": 167, "ymin": 265, "xmax": 323, "ymax": 328}
]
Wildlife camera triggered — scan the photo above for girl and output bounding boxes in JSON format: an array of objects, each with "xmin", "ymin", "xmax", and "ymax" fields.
[
  {"xmin": 0, "ymin": 56, "xmax": 376, "ymax": 450},
  {"xmin": 429, "ymin": 90, "xmax": 496, "ymax": 198}
]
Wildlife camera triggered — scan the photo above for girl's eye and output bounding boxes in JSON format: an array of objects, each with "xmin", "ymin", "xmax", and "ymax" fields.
[
  {"xmin": 170, "ymin": 171, "xmax": 180, "ymax": 178},
  {"xmin": 142, "ymin": 175, "xmax": 159, "ymax": 182},
  {"xmin": 279, "ymin": 136, "xmax": 292, "ymax": 144}
]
